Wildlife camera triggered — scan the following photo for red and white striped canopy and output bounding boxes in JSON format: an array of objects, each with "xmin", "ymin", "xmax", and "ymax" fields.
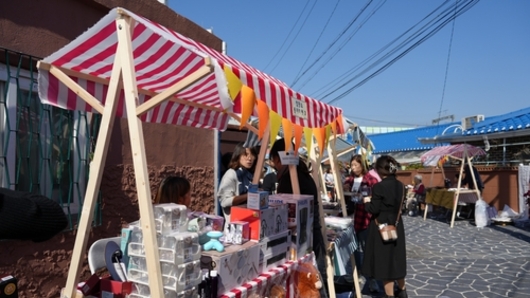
[
  {"xmin": 420, "ymin": 144, "xmax": 486, "ymax": 166},
  {"xmin": 38, "ymin": 7, "xmax": 342, "ymax": 131}
]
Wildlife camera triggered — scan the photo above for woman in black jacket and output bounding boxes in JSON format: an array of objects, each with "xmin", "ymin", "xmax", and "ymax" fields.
[{"xmin": 362, "ymin": 155, "xmax": 407, "ymax": 298}]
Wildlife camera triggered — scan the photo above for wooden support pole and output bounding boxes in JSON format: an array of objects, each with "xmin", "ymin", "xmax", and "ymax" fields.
[
  {"xmin": 252, "ymin": 126, "xmax": 270, "ymax": 185},
  {"xmin": 38, "ymin": 62, "xmax": 105, "ymax": 114},
  {"xmin": 116, "ymin": 15, "xmax": 165, "ymax": 297},
  {"xmin": 61, "ymin": 49, "xmax": 122, "ymax": 298},
  {"xmin": 308, "ymin": 145, "xmax": 337, "ymax": 298},
  {"xmin": 327, "ymin": 138, "xmax": 347, "ymax": 217},
  {"xmin": 450, "ymin": 156, "xmax": 466, "ymax": 228}
]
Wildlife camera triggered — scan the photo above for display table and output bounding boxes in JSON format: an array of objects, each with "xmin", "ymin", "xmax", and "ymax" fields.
[
  {"xmin": 220, "ymin": 253, "xmax": 314, "ymax": 298},
  {"xmin": 423, "ymin": 188, "xmax": 480, "ymax": 227}
]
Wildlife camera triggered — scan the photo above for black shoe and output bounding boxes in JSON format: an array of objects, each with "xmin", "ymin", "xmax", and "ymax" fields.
[{"xmin": 395, "ymin": 288, "xmax": 408, "ymax": 298}]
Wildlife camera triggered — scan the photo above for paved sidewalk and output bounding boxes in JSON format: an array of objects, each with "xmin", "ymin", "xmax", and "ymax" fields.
[{"xmin": 353, "ymin": 215, "xmax": 530, "ymax": 298}]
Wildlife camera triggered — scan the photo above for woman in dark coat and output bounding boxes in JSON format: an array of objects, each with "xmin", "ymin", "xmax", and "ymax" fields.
[{"xmin": 362, "ymin": 155, "xmax": 407, "ymax": 298}]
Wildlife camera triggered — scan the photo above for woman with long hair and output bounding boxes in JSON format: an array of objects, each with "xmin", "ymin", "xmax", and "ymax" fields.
[
  {"xmin": 343, "ymin": 154, "xmax": 381, "ymax": 292},
  {"xmin": 154, "ymin": 176, "xmax": 192, "ymax": 207},
  {"xmin": 362, "ymin": 155, "xmax": 407, "ymax": 298},
  {"xmin": 217, "ymin": 143, "xmax": 257, "ymax": 226}
]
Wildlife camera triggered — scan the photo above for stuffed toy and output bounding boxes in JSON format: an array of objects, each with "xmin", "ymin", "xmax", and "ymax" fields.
[
  {"xmin": 269, "ymin": 284, "xmax": 286, "ymax": 298},
  {"xmin": 293, "ymin": 262, "xmax": 322, "ymax": 298}
]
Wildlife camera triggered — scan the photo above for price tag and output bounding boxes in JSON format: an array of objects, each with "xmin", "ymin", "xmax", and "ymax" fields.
[
  {"xmin": 279, "ymin": 150, "xmax": 299, "ymax": 165},
  {"xmin": 291, "ymin": 97, "xmax": 308, "ymax": 119}
]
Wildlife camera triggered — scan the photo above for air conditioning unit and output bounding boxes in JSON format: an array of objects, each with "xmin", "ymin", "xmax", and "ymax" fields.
[{"xmin": 461, "ymin": 115, "xmax": 485, "ymax": 130}]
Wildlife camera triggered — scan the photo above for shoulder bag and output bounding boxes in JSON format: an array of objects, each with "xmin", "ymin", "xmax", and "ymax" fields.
[{"xmin": 374, "ymin": 183, "xmax": 405, "ymax": 242}]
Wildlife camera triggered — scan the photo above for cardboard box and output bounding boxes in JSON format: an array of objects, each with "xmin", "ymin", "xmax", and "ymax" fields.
[
  {"xmin": 259, "ymin": 249, "xmax": 289, "ymax": 273},
  {"xmin": 0, "ymin": 275, "xmax": 17, "ymax": 298},
  {"xmin": 268, "ymin": 194, "xmax": 314, "ymax": 227},
  {"xmin": 269, "ymin": 194, "xmax": 314, "ymax": 259},
  {"xmin": 247, "ymin": 190, "xmax": 269, "ymax": 210},
  {"xmin": 230, "ymin": 206, "xmax": 276, "ymax": 240},
  {"xmin": 201, "ymin": 241, "xmax": 260, "ymax": 296},
  {"xmin": 269, "ymin": 203, "xmax": 288, "ymax": 235},
  {"xmin": 80, "ymin": 274, "xmax": 101, "ymax": 296},
  {"xmin": 258, "ymin": 229, "xmax": 291, "ymax": 266},
  {"xmin": 99, "ymin": 278, "xmax": 132, "ymax": 298},
  {"xmin": 226, "ymin": 221, "xmax": 250, "ymax": 244}
]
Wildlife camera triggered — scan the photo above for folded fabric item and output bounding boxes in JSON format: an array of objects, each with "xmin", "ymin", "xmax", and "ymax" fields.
[{"xmin": 0, "ymin": 187, "xmax": 68, "ymax": 242}]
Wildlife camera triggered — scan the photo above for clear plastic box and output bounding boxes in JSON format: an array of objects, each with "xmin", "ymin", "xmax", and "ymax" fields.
[
  {"xmin": 153, "ymin": 203, "xmax": 188, "ymax": 234},
  {"xmin": 127, "ymin": 258, "xmax": 202, "ymax": 292},
  {"xmin": 128, "ymin": 232, "xmax": 201, "ymax": 264}
]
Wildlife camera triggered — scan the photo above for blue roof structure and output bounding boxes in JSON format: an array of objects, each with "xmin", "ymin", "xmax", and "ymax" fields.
[
  {"xmin": 369, "ymin": 123, "xmax": 456, "ymax": 153},
  {"xmin": 463, "ymin": 106, "xmax": 530, "ymax": 136}
]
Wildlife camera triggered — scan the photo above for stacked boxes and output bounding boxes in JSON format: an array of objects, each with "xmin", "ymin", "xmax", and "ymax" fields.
[
  {"xmin": 268, "ymin": 194, "xmax": 314, "ymax": 259},
  {"xmin": 230, "ymin": 202, "xmax": 290, "ymax": 276},
  {"xmin": 122, "ymin": 203, "xmax": 201, "ymax": 298},
  {"xmin": 201, "ymin": 240, "xmax": 261, "ymax": 295}
]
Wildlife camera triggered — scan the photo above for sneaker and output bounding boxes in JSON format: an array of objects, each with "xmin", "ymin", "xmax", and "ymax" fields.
[
  {"xmin": 408, "ymin": 211, "xmax": 414, "ymax": 216},
  {"xmin": 369, "ymin": 279, "xmax": 380, "ymax": 293}
]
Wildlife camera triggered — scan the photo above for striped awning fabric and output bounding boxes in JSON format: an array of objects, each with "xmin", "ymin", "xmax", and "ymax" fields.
[
  {"xmin": 420, "ymin": 144, "xmax": 486, "ymax": 166},
  {"xmin": 37, "ymin": 7, "xmax": 342, "ymax": 131}
]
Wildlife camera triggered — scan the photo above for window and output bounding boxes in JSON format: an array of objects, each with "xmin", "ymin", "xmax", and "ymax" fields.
[{"xmin": 1, "ymin": 56, "xmax": 100, "ymax": 228}]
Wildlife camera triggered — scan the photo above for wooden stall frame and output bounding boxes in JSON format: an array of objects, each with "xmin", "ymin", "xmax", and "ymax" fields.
[
  {"xmin": 423, "ymin": 152, "xmax": 481, "ymax": 228},
  {"xmin": 41, "ymin": 9, "xmax": 346, "ymax": 298}
]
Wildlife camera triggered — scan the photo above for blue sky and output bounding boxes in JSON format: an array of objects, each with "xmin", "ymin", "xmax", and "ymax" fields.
[{"xmin": 169, "ymin": 0, "xmax": 530, "ymax": 127}]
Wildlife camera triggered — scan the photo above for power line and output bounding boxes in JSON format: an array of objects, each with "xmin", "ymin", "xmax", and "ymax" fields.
[
  {"xmin": 296, "ymin": 0, "xmax": 387, "ymax": 91},
  {"xmin": 324, "ymin": 0, "xmax": 479, "ymax": 105},
  {"xmin": 344, "ymin": 114, "xmax": 423, "ymax": 127},
  {"xmin": 311, "ymin": 0, "xmax": 450, "ymax": 99},
  {"xmin": 268, "ymin": 0, "xmax": 318, "ymax": 74},
  {"xmin": 290, "ymin": 0, "xmax": 374, "ymax": 88},
  {"xmin": 263, "ymin": 1, "xmax": 312, "ymax": 72},
  {"xmin": 290, "ymin": 0, "xmax": 342, "ymax": 86}
]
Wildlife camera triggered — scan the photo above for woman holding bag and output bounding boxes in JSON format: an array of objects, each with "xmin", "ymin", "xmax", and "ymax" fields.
[{"xmin": 362, "ymin": 155, "xmax": 408, "ymax": 298}]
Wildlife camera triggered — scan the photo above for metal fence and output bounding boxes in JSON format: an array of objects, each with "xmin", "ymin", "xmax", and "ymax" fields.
[{"xmin": 0, "ymin": 48, "xmax": 101, "ymax": 229}]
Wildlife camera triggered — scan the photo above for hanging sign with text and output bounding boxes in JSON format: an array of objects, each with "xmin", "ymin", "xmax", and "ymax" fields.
[{"xmin": 291, "ymin": 97, "xmax": 308, "ymax": 119}]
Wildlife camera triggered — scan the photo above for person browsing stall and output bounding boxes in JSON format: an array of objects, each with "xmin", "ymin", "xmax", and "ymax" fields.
[
  {"xmin": 269, "ymin": 138, "xmax": 329, "ymax": 298},
  {"xmin": 362, "ymin": 155, "xmax": 408, "ymax": 298},
  {"xmin": 342, "ymin": 154, "xmax": 381, "ymax": 293},
  {"xmin": 217, "ymin": 143, "xmax": 257, "ymax": 226}
]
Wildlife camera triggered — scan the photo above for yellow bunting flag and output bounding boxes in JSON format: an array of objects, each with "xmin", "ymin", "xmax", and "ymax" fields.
[
  {"xmin": 313, "ymin": 127, "xmax": 326, "ymax": 156},
  {"xmin": 303, "ymin": 127, "xmax": 313, "ymax": 154},
  {"xmin": 223, "ymin": 65, "xmax": 242, "ymax": 100},
  {"xmin": 293, "ymin": 123, "xmax": 304, "ymax": 154},
  {"xmin": 269, "ymin": 111, "xmax": 282, "ymax": 148},
  {"xmin": 239, "ymin": 85, "xmax": 256, "ymax": 129},
  {"xmin": 330, "ymin": 120, "xmax": 337, "ymax": 137},
  {"xmin": 282, "ymin": 118, "xmax": 293, "ymax": 152},
  {"xmin": 256, "ymin": 99, "xmax": 269, "ymax": 139},
  {"xmin": 325, "ymin": 124, "xmax": 332, "ymax": 148}
]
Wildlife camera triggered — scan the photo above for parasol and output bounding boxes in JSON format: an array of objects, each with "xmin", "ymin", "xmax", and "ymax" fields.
[{"xmin": 421, "ymin": 144, "xmax": 486, "ymax": 167}]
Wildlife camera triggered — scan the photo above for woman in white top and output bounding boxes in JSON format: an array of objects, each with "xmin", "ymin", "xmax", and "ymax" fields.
[{"xmin": 217, "ymin": 143, "xmax": 257, "ymax": 227}]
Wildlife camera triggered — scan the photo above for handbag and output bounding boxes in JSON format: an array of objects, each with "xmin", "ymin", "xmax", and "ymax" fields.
[{"xmin": 374, "ymin": 183, "xmax": 405, "ymax": 242}]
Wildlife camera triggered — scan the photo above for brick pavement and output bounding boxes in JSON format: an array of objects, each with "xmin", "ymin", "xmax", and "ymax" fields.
[{"xmin": 351, "ymin": 215, "xmax": 530, "ymax": 298}]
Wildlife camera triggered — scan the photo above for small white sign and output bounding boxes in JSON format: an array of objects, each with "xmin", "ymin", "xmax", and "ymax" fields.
[
  {"xmin": 292, "ymin": 97, "xmax": 308, "ymax": 119},
  {"xmin": 279, "ymin": 150, "xmax": 299, "ymax": 165}
]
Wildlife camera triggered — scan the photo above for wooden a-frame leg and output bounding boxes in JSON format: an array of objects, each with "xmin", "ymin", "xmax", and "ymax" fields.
[
  {"xmin": 61, "ymin": 51, "xmax": 122, "ymax": 298},
  {"xmin": 117, "ymin": 14, "xmax": 165, "ymax": 297}
]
